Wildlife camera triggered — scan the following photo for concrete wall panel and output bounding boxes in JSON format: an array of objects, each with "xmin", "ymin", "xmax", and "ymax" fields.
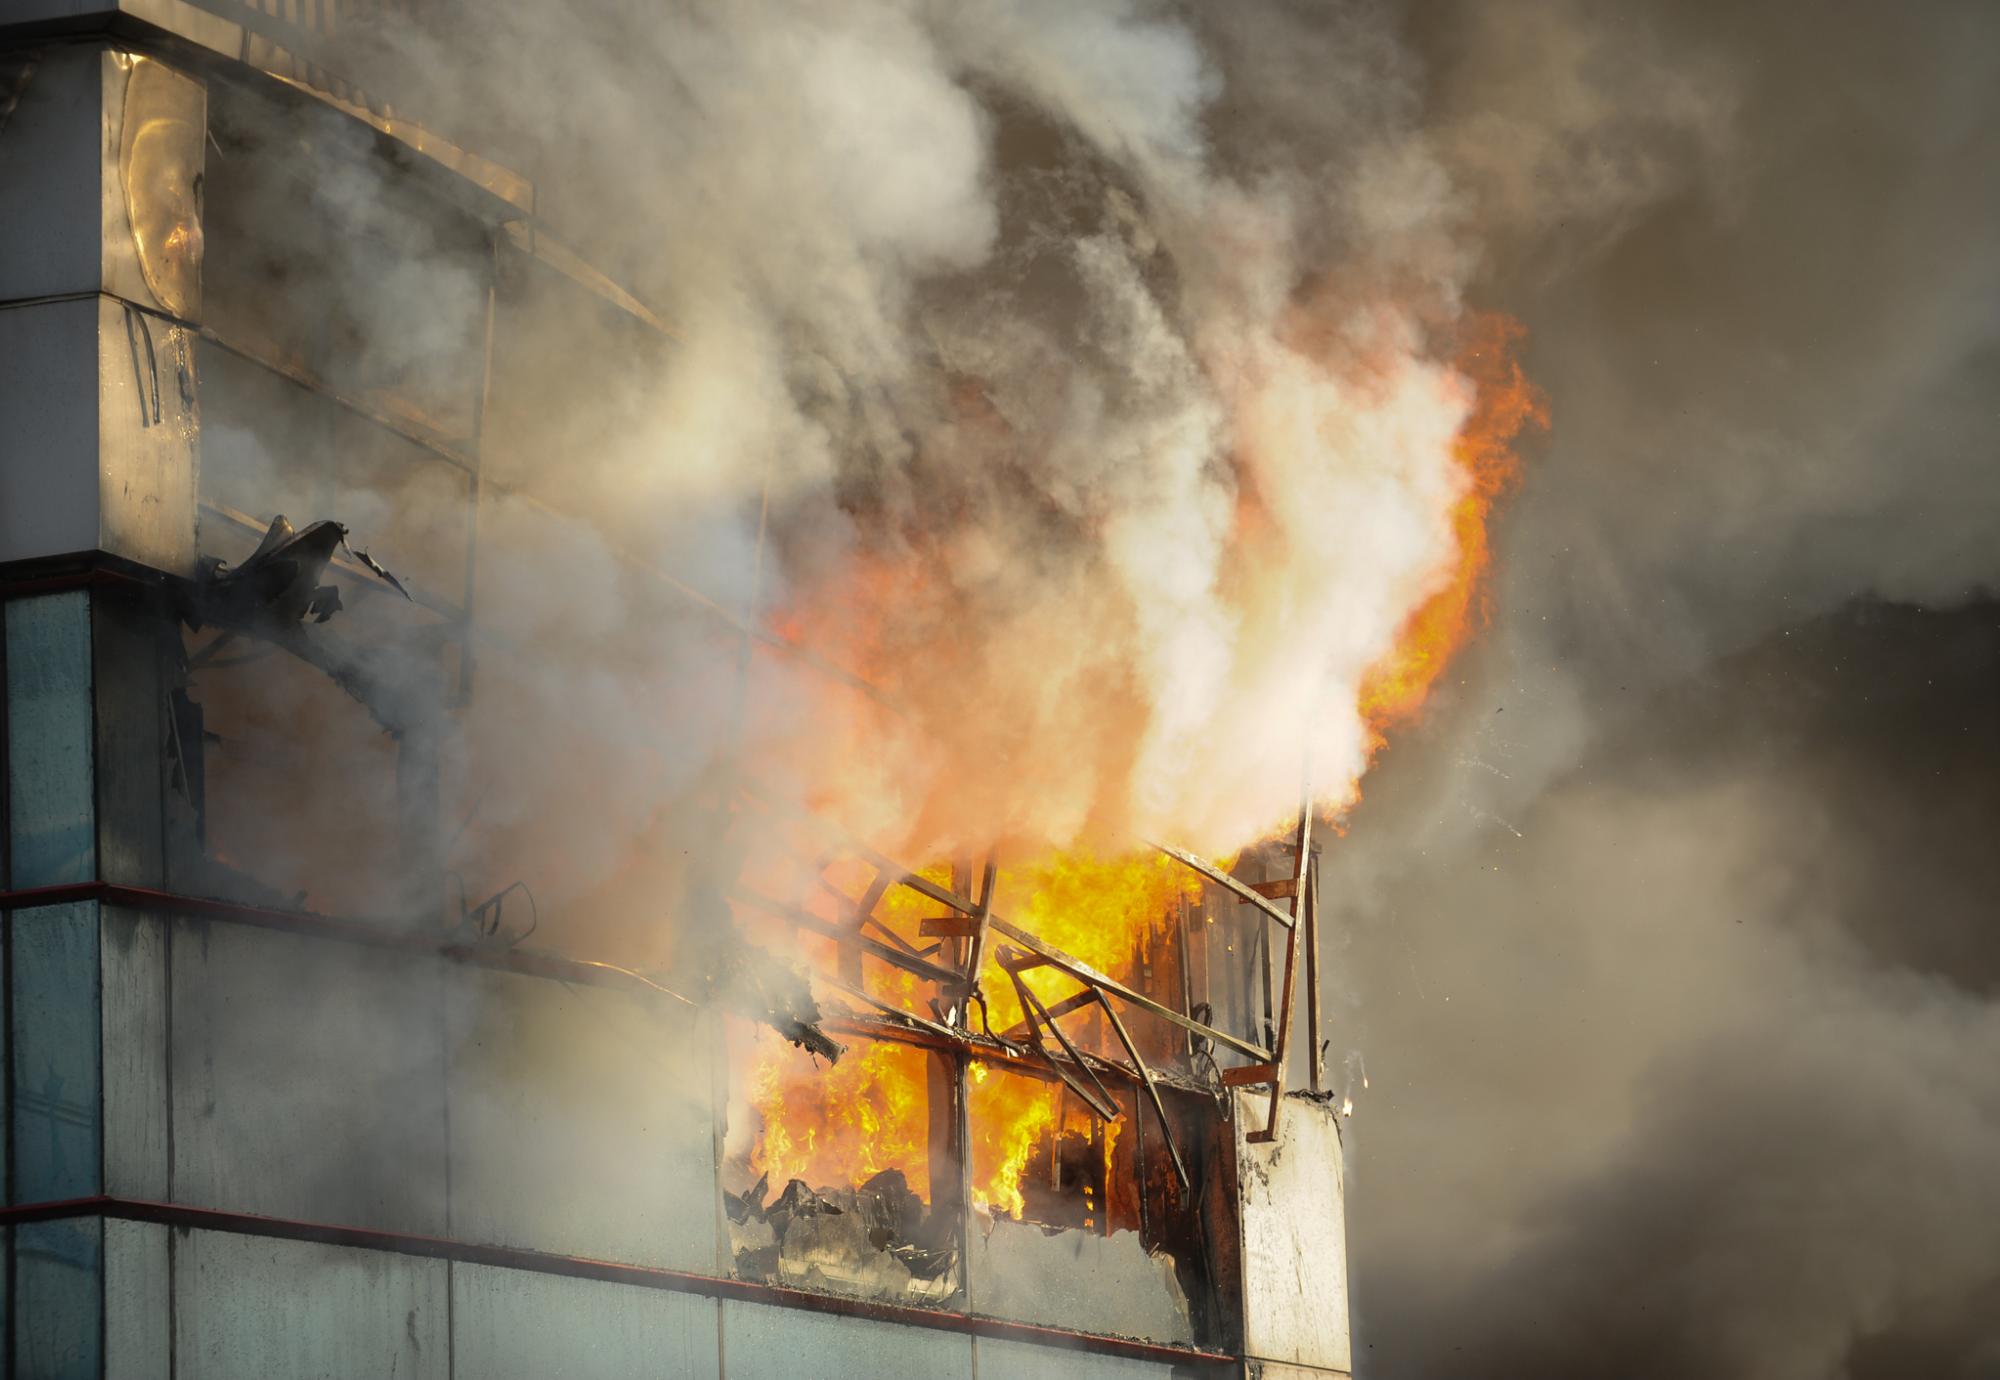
[
  {"xmin": 450, "ymin": 1263, "xmax": 720, "ymax": 1380},
  {"xmin": 719, "ymin": 1299, "xmax": 972, "ymax": 1380},
  {"xmin": 174, "ymin": 1229, "xmax": 448, "ymax": 1380},
  {"xmin": 171, "ymin": 920, "xmax": 449, "ymax": 1234},
  {"xmin": 968, "ymin": 1217, "xmax": 1193, "ymax": 1345},
  {"xmin": 447, "ymin": 966, "xmax": 718, "ymax": 1271},
  {"xmin": 4, "ymin": 591, "xmax": 97, "ymax": 888},
  {"xmin": 1232, "ymin": 1092, "xmax": 1351, "ymax": 1374},
  {"xmin": 101, "ymin": 907, "xmax": 169, "ymax": 1200},
  {"xmin": 105, "ymin": 1218, "xmax": 171, "ymax": 1380},
  {"xmin": 11, "ymin": 902, "xmax": 101, "ymax": 1202},
  {"xmin": 14, "ymin": 1218, "xmax": 102, "ymax": 1379}
]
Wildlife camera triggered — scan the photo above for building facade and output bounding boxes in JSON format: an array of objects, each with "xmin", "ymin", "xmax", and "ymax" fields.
[{"xmin": 0, "ymin": 5, "xmax": 1352, "ymax": 1377}]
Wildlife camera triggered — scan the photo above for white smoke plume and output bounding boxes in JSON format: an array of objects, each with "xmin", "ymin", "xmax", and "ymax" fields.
[{"xmin": 307, "ymin": 0, "xmax": 1585, "ymax": 885}]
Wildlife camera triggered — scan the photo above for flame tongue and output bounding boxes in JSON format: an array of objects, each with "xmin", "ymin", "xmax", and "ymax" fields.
[
  {"xmin": 738, "ymin": 312, "xmax": 1542, "ymax": 1220},
  {"xmin": 1357, "ymin": 314, "xmax": 1547, "ymax": 754}
]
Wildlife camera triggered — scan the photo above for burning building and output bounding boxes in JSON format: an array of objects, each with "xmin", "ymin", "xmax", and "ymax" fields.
[{"xmin": 0, "ymin": 3, "xmax": 1538, "ymax": 1376}]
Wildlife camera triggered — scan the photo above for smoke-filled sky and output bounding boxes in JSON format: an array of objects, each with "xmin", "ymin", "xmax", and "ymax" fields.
[
  {"xmin": 315, "ymin": 2, "xmax": 2000, "ymax": 1374},
  {"xmin": 1319, "ymin": 3, "xmax": 2000, "ymax": 1377}
]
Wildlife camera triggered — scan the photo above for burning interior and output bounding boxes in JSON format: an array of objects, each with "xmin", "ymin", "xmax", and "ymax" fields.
[{"xmin": 710, "ymin": 816, "xmax": 1327, "ymax": 1341}]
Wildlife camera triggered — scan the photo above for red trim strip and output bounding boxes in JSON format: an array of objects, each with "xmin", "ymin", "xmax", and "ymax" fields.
[
  {"xmin": 0, "ymin": 882, "xmax": 1199, "ymax": 1092},
  {"xmin": 0, "ymin": 567, "xmax": 164, "ymax": 599},
  {"xmin": 0, "ymin": 1196, "xmax": 1232, "ymax": 1369}
]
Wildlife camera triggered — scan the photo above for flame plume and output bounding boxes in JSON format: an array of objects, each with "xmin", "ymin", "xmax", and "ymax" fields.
[{"xmin": 738, "ymin": 312, "xmax": 1543, "ymax": 1219}]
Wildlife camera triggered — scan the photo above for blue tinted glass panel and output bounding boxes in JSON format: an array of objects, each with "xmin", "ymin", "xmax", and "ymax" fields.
[
  {"xmin": 13, "ymin": 901, "xmax": 103, "ymax": 1201},
  {"xmin": 5, "ymin": 591, "xmax": 96, "ymax": 887},
  {"xmin": 15, "ymin": 1217, "xmax": 104, "ymax": 1380}
]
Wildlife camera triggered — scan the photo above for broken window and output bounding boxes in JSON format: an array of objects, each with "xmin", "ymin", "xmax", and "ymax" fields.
[
  {"xmin": 175, "ymin": 622, "xmax": 413, "ymax": 916},
  {"xmin": 723, "ymin": 1023, "xmax": 959, "ymax": 1303},
  {"xmin": 159, "ymin": 63, "xmax": 490, "ymax": 922},
  {"xmin": 692, "ymin": 794, "xmax": 1318, "ymax": 1349}
]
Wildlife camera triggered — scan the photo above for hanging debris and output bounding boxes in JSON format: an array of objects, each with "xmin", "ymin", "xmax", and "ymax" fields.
[
  {"xmin": 194, "ymin": 514, "xmax": 411, "ymax": 632},
  {"xmin": 681, "ymin": 876, "xmax": 846, "ymax": 1064}
]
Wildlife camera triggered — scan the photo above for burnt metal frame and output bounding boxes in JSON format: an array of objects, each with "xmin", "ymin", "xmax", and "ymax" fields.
[
  {"xmin": 745, "ymin": 781, "xmax": 1276, "ymax": 1059},
  {"xmin": 1195, "ymin": 800, "xmax": 1315, "ymax": 1143},
  {"xmin": 731, "ymin": 780, "xmax": 1323, "ymax": 1169}
]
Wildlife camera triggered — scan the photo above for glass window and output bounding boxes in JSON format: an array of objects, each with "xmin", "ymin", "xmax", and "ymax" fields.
[
  {"xmin": 14, "ymin": 1218, "xmax": 103, "ymax": 1380},
  {"xmin": 5, "ymin": 592, "xmax": 96, "ymax": 888},
  {"xmin": 11, "ymin": 901, "xmax": 104, "ymax": 1202}
]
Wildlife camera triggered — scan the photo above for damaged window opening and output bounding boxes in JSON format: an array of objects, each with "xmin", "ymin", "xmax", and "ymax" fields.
[
  {"xmin": 699, "ymin": 807, "xmax": 1316, "ymax": 1347},
  {"xmin": 723, "ymin": 1025, "xmax": 958, "ymax": 1304}
]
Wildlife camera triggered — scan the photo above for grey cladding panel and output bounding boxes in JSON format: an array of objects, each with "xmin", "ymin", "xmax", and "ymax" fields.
[
  {"xmin": 448, "ymin": 966, "xmax": 718, "ymax": 1270},
  {"xmin": 0, "ymin": 44, "xmax": 105, "ymax": 302},
  {"xmin": 719, "ymin": 1300, "xmax": 973, "ymax": 1380},
  {"xmin": 0, "ymin": 300, "xmax": 105, "ymax": 566},
  {"xmin": 975, "ymin": 1337, "xmax": 1176, "ymax": 1380},
  {"xmin": 450, "ymin": 1263, "xmax": 720, "ymax": 1380},
  {"xmin": 174, "ymin": 1230, "xmax": 448, "ymax": 1380},
  {"xmin": 171, "ymin": 919, "xmax": 449, "ymax": 1234}
]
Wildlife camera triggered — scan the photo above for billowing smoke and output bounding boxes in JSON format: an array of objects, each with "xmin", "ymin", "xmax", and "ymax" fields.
[{"xmin": 312, "ymin": 0, "xmax": 1553, "ymax": 875}]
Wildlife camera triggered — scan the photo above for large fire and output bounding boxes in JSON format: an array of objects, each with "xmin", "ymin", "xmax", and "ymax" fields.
[{"xmin": 737, "ymin": 310, "xmax": 1543, "ymax": 1222}]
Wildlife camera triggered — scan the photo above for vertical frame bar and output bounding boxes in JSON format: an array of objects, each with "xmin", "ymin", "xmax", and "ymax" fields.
[
  {"xmin": 1305, "ymin": 846, "xmax": 1322, "ymax": 1095},
  {"xmin": 455, "ymin": 231, "xmax": 499, "ymax": 708},
  {"xmin": 1, "ymin": 596, "xmax": 11, "ymax": 1372}
]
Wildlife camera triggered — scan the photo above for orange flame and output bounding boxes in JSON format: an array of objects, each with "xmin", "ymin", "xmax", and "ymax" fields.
[
  {"xmin": 1358, "ymin": 313, "xmax": 1547, "ymax": 744},
  {"xmin": 740, "ymin": 311, "xmax": 1540, "ymax": 1222},
  {"xmin": 747, "ymin": 1028, "xmax": 934, "ymax": 1200}
]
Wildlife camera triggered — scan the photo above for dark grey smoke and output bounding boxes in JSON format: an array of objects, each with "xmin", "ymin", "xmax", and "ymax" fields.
[
  {"xmin": 1333, "ymin": 602, "xmax": 2000, "ymax": 1379},
  {"xmin": 1328, "ymin": 3, "xmax": 2000, "ymax": 1376}
]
